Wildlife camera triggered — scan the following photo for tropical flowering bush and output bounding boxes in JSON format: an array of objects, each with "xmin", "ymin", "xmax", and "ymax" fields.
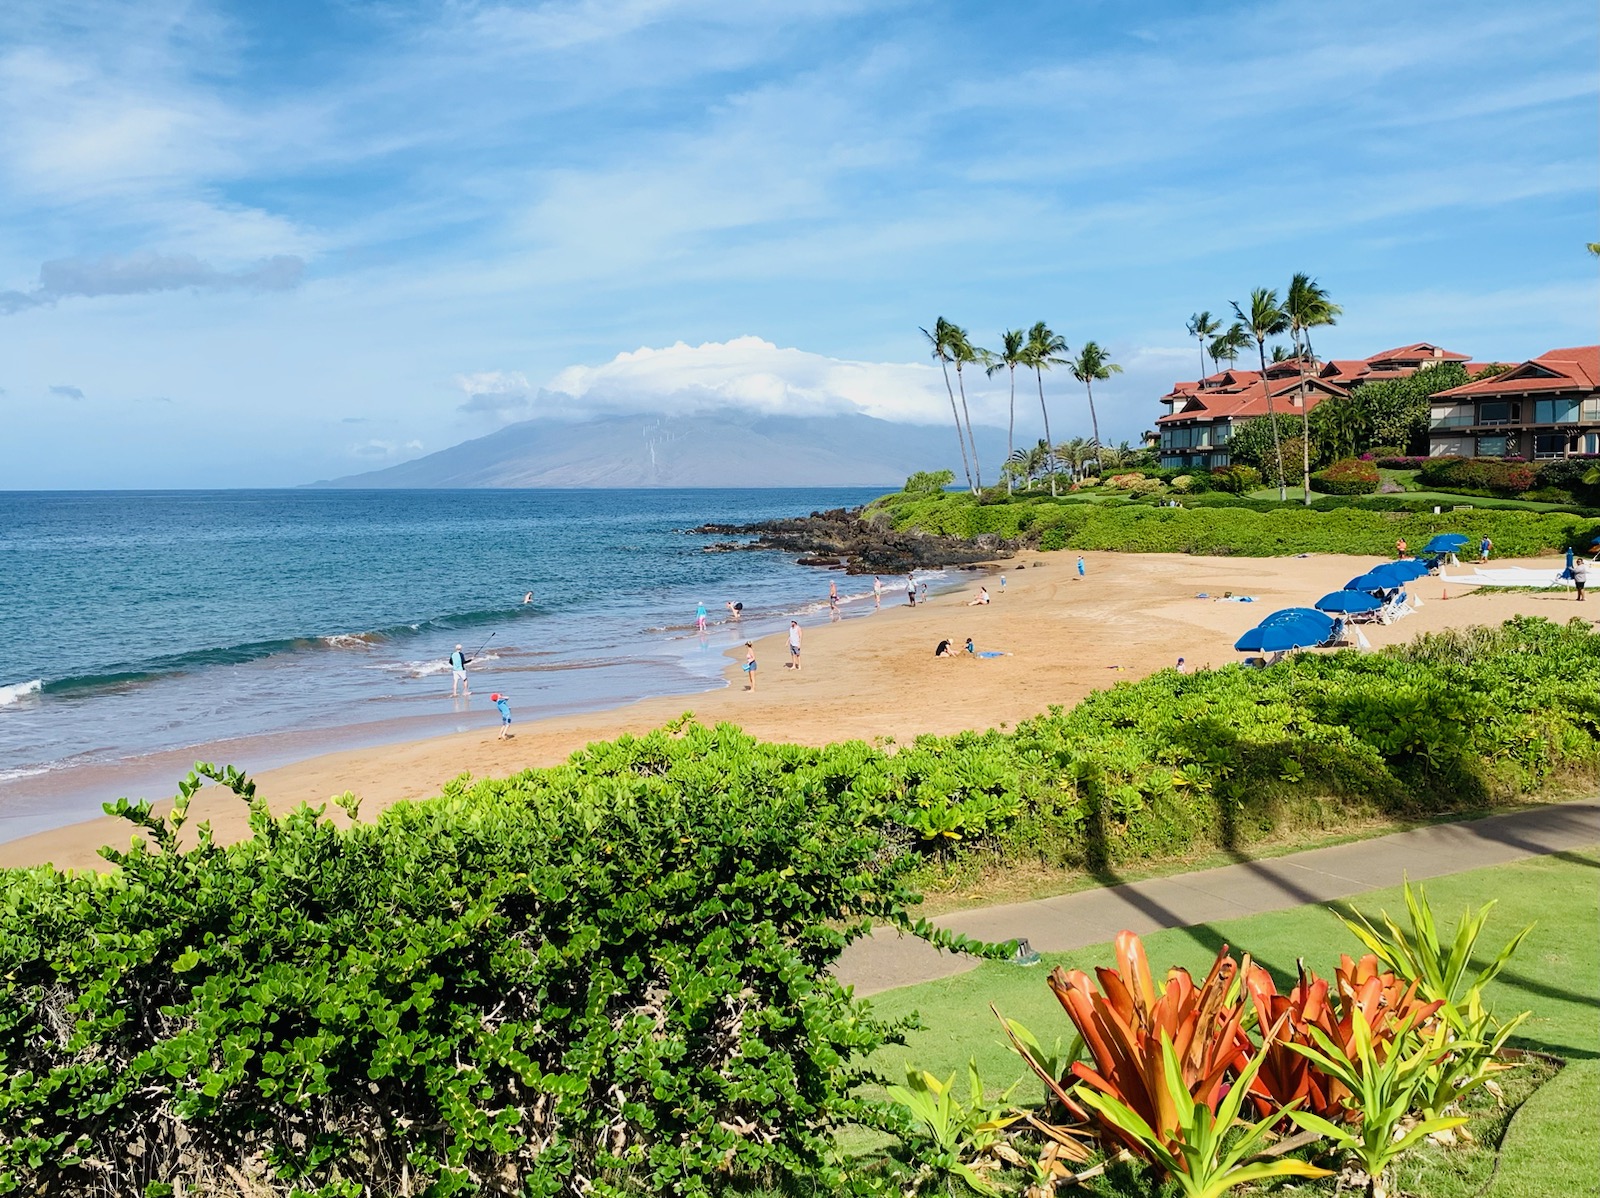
[
  {"xmin": 1311, "ymin": 458, "xmax": 1381, "ymax": 495},
  {"xmin": 978, "ymin": 891, "xmax": 1533, "ymax": 1198},
  {"xmin": 1417, "ymin": 457, "xmax": 1539, "ymax": 496},
  {"xmin": 1374, "ymin": 456, "xmax": 1430, "ymax": 470}
]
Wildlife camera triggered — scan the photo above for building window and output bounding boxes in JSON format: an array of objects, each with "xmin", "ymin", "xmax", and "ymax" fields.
[
  {"xmin": 1214, "ymin": 424, "xmax": 1231, "ymax": 444},
  {"xmin": 1430, "ymin": 403, "xmax": 1474, "ymax": 429},
  {"xmin": 1478, "ymin": 401, "xmax": 1520, "ymax": 425},
  {"xmin": 1533, "ymin": 398, "xmax": 1581, "ymax": 424},
  {"xmin": 1431, "ymin": 436, "xmax": 1472, "ymax": 457},
  {"xmin": 1583, "ymin": 433, "xmax": 1600, "ymax": 455},
  {"xmin": 1533, "ymin": 433, "xmax": 1568, "ymax": 459},
  {"xmin": 1476, "ymin": 435, "xmax": 1509, "ymax": 457},
  {"xmin": 1582, "ymin": 397, "xmax": 1600, "ymax": 422}
]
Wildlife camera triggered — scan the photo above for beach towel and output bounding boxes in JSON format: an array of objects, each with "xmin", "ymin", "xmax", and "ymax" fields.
[{"xmin": 977, "ymin": 651, "xmax": 1006, "ymax": 658}]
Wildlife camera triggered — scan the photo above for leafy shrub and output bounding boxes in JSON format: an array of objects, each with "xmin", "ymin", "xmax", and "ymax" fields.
[
  {"xmin": 0, "ymin": 743, "xmax": 1006, "ymax": 1198},
  {"xmin": 1311, "ymin": 458, "xmax": 1381, "ymax": 495},
  {"xmin": 1418, "ymin": 457, "xmax": 1540, "ymax": 496},
  {"xmin": 1375, "ymin": 456, "xmax": 1429, "ymax": 470},
  {"xmin": 1535, "ymin": 456, "xmax": 1600, "ymax": 504},
  {"xmin": 1209, "ymin": 464, "xmax": 1262, "ymax": 494},
  {"xmin": 903, "ymin": 468, "xmax": 955, "ymax": 496}
]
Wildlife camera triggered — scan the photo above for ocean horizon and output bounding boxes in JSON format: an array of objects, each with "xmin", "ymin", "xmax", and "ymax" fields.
[{"xmin": 0, "ymin": 487, "xmax": 940, "ymax": 841}]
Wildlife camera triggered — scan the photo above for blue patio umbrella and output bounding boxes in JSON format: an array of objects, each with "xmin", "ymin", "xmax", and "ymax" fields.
[
  {"xmin": 1235, "ymin": 619, "xmax": 1328, "ymax": 653},
  {"xmin": 1387, "ymin": 558, "xmax": 1433, "ymax": 582},
  {"xmin": 1346, "ymin": 563, "xmax": 1411, "ymax": 591},
  {"xmin": 1316, "ymin": 590, "xmax": 1384, "ymax": 614},
  {"xmin": 1261, "ymin": 606, "xmax": 1336, "ymax": 632},
  {"xmin": 1424, "ymin": 533, "xmax": 1468, "ymax": 553}
]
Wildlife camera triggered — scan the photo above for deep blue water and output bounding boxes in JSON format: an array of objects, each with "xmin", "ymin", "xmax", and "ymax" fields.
[{"xmin": 0, "ymin": 489, "xmax": 909, "ymax": 837}]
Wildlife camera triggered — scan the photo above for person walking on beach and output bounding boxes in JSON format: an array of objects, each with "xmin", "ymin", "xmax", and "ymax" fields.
[
  {"xmin": 1574, "ymin": 556, "xmax": 1588, "ymax": 602},
  {"xmin": 873, "ymin": 575, "xmax": 883, "ymax": 608},
  {"xmin": 1395, "ymin": 538, "xmax": 1408, "ymax": 559},
  {"xmin": 919, "ymin": 580, "xmax": 928, "ymax": 603},
  {"xmin": 1480, "ymin": 535, "xmax": 1493, "ymax": 562},
  {"xmin": 1076, "ymin": 555, "xmax": 1086, "ymax": 580},
  {"xmin": 743, "ymin": 642, "xmax": 758, "ymax": 689},
  {"xmin": 450, "ymin": 644, "xmax": 470, "ymax": 697},
  {"xmin": 906, "ymin": 573, "xmax": 916, "ymax": 606},
  {"xmin": 828, "ymin": 579, "xmax": 840, "ymax": 620},
  {"xmin": 788, "ymin": 620, "xmax": 802, "ymax": 670},
  {"xmin": 491, "ymin": 692, "xmax": 512, "ymax": 738},
  {"xmin": 696, "ymin": 601, "xmax": 708, "ymax": 632}
]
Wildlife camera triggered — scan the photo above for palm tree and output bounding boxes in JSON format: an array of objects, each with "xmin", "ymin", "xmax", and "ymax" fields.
[
  {"xmin": 1270, "ymin": 344, "xmax": 1291, "ymax": 363},
  {"xmin": 1056, "ymin": 436, "xmax": 1092, "ymax": 480},
  {"xmin": 920, "ymin": 318, "xmax": 974, "ymax": 494},
  {"xmin": 1186, "ymin": 311, "xmax": 1221, "ymax": 380},
  {"xmin": 945, "ymin": 323, "xmax": 985, "ymax": 492},
  {"xmin": 1022, "ymin": 322, "xmax": 1069, "ymax": 496},
  {"xmin": 1069, "ymin": 341, "xmax": 1121, "ymax": 448},
  {"xmin": 1210, "ymin": 323, "xmax": 1250, "ymax": 372},
  {"xmin": 987, "ymin": 329, "xmax": 1027, "ymax": 493},
  {"xmin": 1284, "ymin": 273, "xmax": 1343, "ymax": 506},
  {"xmin": 1231, "ymin": 289, "xmax": 1290, "ymax": 500}
]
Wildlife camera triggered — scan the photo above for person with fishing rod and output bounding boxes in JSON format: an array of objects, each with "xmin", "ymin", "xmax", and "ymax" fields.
[{"xmin": 449, "ymin": 633, "xmax": 495, "ymax": 697}]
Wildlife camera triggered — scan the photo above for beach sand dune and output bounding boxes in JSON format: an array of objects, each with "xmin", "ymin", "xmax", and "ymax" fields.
[{"xmin": 3, "ymin": 550, "xmax": 1588, "ymax": 872}]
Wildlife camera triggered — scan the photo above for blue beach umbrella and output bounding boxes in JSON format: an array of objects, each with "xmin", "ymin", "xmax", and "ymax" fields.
[
  {"xmin": 1316, "ymin": 590, "xmax": 1383, "ymax": 614},
  {"xmin": 1346, "ymin": 565, "xmax": 1409, "ymax": 591},
  {"xmin": 1235, "ymin": 620, "xmax": 1328, "ymax": 653},
  {"xmin": 1387, "ymin": 559, "xmax": 1433, "ymax": 582},
  {"xmin": 1424, "ymin": 534, "xmax": 1468, "ymax": 553},
  {"xmin": 1261, "ymin": 607, "xmax": 1336, "ymax": 632}
]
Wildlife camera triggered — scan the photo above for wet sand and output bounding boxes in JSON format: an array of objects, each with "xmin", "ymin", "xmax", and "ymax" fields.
[{"xmin": 3, "ymin": 550, "xmax": 1589, "ymax": 873}]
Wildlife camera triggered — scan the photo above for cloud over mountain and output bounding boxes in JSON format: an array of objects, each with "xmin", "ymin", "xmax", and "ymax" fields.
[{"xmin": 460, "ymin": 336, "xmax": 1000, "ymax": 427}]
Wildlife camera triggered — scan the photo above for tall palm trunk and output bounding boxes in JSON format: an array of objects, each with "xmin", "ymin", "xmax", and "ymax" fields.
[
  {"xmin": 1035, "ymin": 368, "xmax": 1057, "ymax": 496},
  {"xmin": 1085, "ymin": 380, "xmax": 1101, "ymax": 449},
  {"xmin": 1295, "ymin": 331, "xmax": 1312, "ymax": 505},
  {"xmin": 955, "ymin": 361, "xmax": 982, "ymax": 492},
  {"xmin": 1006, "ymin": 366, "xmax": 1016, "ymax": 495},
  {"xmin": 1258, "ymin": 339, "xmax": 1286, "ymax": 501},
  {"xmin": 939, "ymin": 359, "xmax": 974, "ymax": 492}
]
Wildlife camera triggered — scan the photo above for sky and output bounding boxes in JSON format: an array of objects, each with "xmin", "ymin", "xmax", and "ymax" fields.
[{"xmin": 1, "ymin": 0, "xmax": 1596, "ymax": 488}]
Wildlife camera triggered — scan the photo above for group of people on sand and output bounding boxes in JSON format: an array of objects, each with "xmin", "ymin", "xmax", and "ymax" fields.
[{"xmin": 448, "ymin": 644, "xmax": 514, "ymax": 738}]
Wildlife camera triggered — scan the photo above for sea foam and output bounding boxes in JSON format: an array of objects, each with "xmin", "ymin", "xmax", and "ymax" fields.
[{"xmin": 0, "ymin": 679, "xmax": 43, "ymax": 707}]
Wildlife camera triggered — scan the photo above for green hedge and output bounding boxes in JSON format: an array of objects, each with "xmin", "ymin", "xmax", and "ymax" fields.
[
  {"xmin": 874, "ymin": 490, "xmax": 1597, "ymax": 556},
  {"xmin": 1310, "ymin": 457, "xmax": 1380, "ymax": 495},
  {"xmin": 1419, "ymin": 457, "xmax": 1540, "ymax": 496},
  {"xmin": 6, "ymin": 618, "xmax": 1600, "ymax": 1196}
]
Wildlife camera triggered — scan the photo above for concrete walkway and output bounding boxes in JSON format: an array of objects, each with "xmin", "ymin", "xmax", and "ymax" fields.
[{"xmin": 836, "ymin": 799, "xmax": 1600, "ymax": 995}]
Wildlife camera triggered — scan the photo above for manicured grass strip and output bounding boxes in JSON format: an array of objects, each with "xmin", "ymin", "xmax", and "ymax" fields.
[
  {"xmin": 858, "ymin": 852, "xmax": 1599, "ymax": 1195},
  {"xmin": 1486, "ymin": 1059, "xmax": 1600, "ymax": 1198},
  {"xmin": 867, "ymin": 852, "xmax": 1599, "ymax": 1083}
]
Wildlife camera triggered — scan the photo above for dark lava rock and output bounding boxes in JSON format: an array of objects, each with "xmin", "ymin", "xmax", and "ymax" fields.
[{"xmin": 686, "ymin": 506, "xmax": 1016, "ymax": 574}]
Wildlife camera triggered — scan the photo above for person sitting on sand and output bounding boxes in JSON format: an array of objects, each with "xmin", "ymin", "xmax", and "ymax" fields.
[
  {"xmin": 968, "ymin": 586, "xmax": 989, "ymax": 606},
  {"xmin": 964, "ymin": 637, "xmax": 975, "ymax": 655},
  {"xmin": 934, "ymin": 639, "xmax": 954, "ymax": 657}
]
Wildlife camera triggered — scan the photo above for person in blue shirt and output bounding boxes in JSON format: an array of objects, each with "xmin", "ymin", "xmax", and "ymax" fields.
[
  {"xmin": 1076, "ymin": 555, "xmax": 1086, "ymax": 579},
  {"xmin": 490, "ymin": 692, "xmax": 512, "ymax": 738}
]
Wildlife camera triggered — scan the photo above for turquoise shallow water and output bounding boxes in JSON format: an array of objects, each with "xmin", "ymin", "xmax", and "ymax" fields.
[{"xmin": 0, "ymin": 488, "xmax": 914, "ymax": 838}]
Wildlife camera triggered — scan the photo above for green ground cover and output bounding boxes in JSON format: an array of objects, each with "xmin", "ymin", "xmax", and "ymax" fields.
[
  {"xmin": 873, "ymin": 490, "xmax": 1598, "ymax": 556},
  {"xmin": 864, "ymin": 852, "xmax": 1600, "ymax": 1198}
]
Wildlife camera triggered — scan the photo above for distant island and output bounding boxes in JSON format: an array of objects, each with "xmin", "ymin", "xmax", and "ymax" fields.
[{"xmin": 309, "ymin": 411, "xmax": 1008, "ymax": 488}]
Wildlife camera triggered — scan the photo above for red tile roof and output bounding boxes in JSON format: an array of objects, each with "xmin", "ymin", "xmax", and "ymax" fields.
[
  {"xmin": 1365, "ymin": 342, "xmax": 1471, "ymax": 365},
  {"xmin": 1433, "ymin": 346, "xmax": 1600, "ymax": 400}
]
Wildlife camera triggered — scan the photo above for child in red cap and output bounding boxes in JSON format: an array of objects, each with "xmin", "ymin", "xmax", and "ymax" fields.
[{"xmin": 490, "ymin": 693, "xmax": 512, "ymax": 738}]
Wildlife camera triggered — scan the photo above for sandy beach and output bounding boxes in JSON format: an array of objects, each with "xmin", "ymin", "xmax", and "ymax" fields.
[{"xmin": 3, "ymin": 549, "xmax": 1591, "ymax": 873}]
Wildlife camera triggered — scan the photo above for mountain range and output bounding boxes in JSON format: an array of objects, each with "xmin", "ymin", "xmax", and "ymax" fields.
[{"xmin": 312, "ymin": 412, "xmax": 1012, "ymax": 488}]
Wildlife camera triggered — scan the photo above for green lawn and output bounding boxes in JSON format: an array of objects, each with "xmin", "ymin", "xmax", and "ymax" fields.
[
  {"xmin": 1238, "ymin": 483, "xmax": 1582, "ymax": 513},
  {"xmin": 859, "ymin": 851, "xmax": 1600, "ymax": 1197}
]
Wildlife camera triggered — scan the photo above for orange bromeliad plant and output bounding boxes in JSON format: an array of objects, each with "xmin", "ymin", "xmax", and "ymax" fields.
[
  {"xmin": 1242, "ymin": 954, "xmax": 1446, "ymax": 1120},
  {"xmin": 1045, "ymin": 932, "xmax": 1255, "ymax": 1158}
]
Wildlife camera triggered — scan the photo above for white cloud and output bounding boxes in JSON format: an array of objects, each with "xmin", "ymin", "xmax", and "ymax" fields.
[{"xmin": 532, "ymin": 335, "xmax": 1006, "ymax": 426}]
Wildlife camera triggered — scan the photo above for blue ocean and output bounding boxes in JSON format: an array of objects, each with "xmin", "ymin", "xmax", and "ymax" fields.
[{"xmin": 0, "ymin": 489, "xmax": 908, "ymax": 839}]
